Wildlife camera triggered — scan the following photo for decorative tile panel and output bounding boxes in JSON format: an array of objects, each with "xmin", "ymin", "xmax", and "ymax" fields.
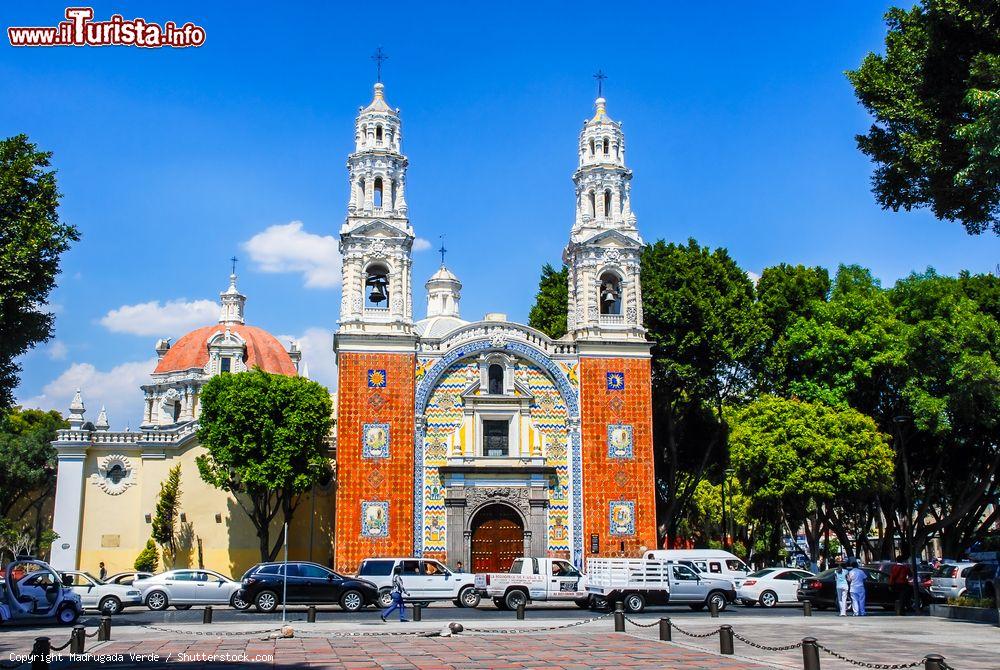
[
  {"xmin": 362, "ymin": 422, "xmax": 390, "ymax": 459},
  {"xmin": 609, "ymin": 500, "xmax": 635, "ymax": 536},
  {"xmin": 367, "ymin": 369, "xmax": 387, "ymax": 387},
  {"xmin": 607, "ymin": 424, "xmax": 634, "ymax": 459},
  {"xmin": 360, "ymin": 501, "xmax": 389, "ymax": 538},
  {"xmin": 606, "ymin": 371, "xmax": 625, "ymax": 390}
]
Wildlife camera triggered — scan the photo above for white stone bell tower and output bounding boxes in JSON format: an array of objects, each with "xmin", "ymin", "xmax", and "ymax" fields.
[
  {"xmin": 564, "ymin": 87, "xmax": 645, "ymax": 342},
  {"xmin": 338, "ymin": 79, "xmax": 415, "ymax": 335}
]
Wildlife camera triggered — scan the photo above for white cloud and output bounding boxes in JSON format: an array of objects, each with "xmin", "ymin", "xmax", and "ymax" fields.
[
  {"xmin": 413, "ymin": 237, "xmax": 432, "ymax": 252},
  {"xmin": 243, "ymin": 221, "xmax": 341, "ymax": 289},
  {"xmin": 19, "ymin": 358, "xmax": 156, "ymax": 430},
  {"xmin": 746, "ymin": 270, "xmax": 761, "ymax": 285},
  {"xmin": 100, "ymin": 299, "xmax": 218, "ymax": 337},
  {"xmin": 278, "ymin": 327, "xmax": 337, "ymax": 391},
  {"xmin": 47, "ymin": 341, "xmax": 68, "ymax": 361}
]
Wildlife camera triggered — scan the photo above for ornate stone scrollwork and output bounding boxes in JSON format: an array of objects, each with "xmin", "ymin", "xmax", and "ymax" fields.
[{"xmin": 93, "ymin": 454, "xmax": 135, "ymax": 495}]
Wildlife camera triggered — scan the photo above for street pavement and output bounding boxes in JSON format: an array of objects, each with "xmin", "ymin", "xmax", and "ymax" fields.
[{"xmin": 1, "ymin": 604, "xmax": 995, "ymax": 669}]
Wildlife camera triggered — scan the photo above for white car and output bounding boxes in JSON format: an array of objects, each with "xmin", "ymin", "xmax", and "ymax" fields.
[
  {"xmin": 134, "ymin": 569, "xmax": 247, "ymax": 611},
  {"xmin": 60, "ymin": 571, "xmax": 142, "ymax": 614},
  {"xmin": 357, "ymin": 558, "xmax": 479, "ymax": 608},
  {"xmin": 737, "ymin": 568, "xmax": 815, "ymax": 607},
  {"xmin": 104, "ymin": 571, "xmax": 154, "ymax": 586}
]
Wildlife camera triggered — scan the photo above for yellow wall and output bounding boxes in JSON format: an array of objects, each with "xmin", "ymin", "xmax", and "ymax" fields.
[{"xmin": 77, "ymin": 442, "xmax": 335, "ymax": 579}]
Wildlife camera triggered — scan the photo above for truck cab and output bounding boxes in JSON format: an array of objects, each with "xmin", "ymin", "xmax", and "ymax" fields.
[{"xmin": 475, "ymin": 557, "xmax": 590, "ymax": 610}]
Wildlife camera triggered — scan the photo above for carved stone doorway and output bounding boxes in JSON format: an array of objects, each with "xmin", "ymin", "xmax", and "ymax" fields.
[{"xmin": 469, "ymin": 504, "xmax": 523, "ymax": 573}]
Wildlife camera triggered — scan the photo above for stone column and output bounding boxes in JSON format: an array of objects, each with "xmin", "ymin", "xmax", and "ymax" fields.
[
  {"xmin": 445, "ymin": 487, "xmax": 468, "ymax": 568},
  {"xmin": 49, "ymin": 445, "xmax": 88, "ymax": 570},
  {"xmin": 528, "ymin": 489, "xmax": 550, "ymax": 557}
]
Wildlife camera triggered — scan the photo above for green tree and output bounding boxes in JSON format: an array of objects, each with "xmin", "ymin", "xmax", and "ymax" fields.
[
  {"xmin": 196, "ymin": 369, "xmax": 333, "ymax": 561},
  {"xmin": 729, "ymin": 396, "xmax": 894, "ymax": 561},
  {"xmin": 134, "ymin": 538, "xmax": 159, "ymax": 573},
  {"xmin": 0, "ymin": 407, "xmax": 66, "ymax": 548},
  {"xmin": 0, "ymin": 135, "xmax": 79, "ymax": 409},
  {"xmin": 847, "ymin": 1, "xmax": 1000, "ymax": 234},
  {"xmin": 527, "ymin": 263, "xmax": 568, "ymax": 339},
  {"xmin": 641, "ymin": 239, "xmax": 765, "ymax": 544},
  {"xmin": 151, "ymin": 464, "xmax": 181, "ymax": 564}
]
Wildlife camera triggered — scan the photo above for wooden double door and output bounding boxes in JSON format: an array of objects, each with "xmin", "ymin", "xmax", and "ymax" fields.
[{"xmin": 470, "ymin": 504, "xmax": 524, "ymax": 573}]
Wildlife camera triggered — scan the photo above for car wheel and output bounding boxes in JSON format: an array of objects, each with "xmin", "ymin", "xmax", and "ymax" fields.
[
  {"xmin": 378, "ymin": 588, "xmax": 393, "ymax": 609},
  {"xmin": 708, "ymin": 591, "xmax": 728, "ymax": 612},
  {"xmin": 57, "ymin": 604, "xmax": 79, "ymax": 625},
  {"xmin": 624, "ymin": 593, "xmax": 646, "ymax": 613},
  {"xmin": 146, "ymin": 590, "xmax": 169, "ymax": 611},
  {"xmin": 591, "ymin": 596, "xmax": 609, "ymax": 610},
  {"xmin": 255, "ymin": 590, "xmax": 278, "ymax": 613},
  {"xmin": 758, "ymin": 590, "xmax": 778, "ymax": 608},
  {"xmin": 458, "ymin": 586, "xmax": 480, "ymax": 608},
  {"xmin": 99, "ymin": 596, "xmax": 122, "ymax": 615},
  {"xmin": 174, "ymin": 605, "xmax": 192, "ymax": 610},
  {"xmin": 492, "ymin": 597, "xmax": 507, "ymax": 610},
  {"xmin": 340, "ymin": 590, "xmax": 364, "ymax": 612},
  {"xmin": 574, "ymin": 597, "xmax": 591, "ymax": 609},
  {"xmin": 740, "ymin": 599, "xmax": 757, "ymax": 607},
  {"xmin": 230, "ymin": 593, "xmax": 249, "ymax": 610},
  {"xmin": 504, "ymin": 589, "xmax": 528, "ymax": 610}
]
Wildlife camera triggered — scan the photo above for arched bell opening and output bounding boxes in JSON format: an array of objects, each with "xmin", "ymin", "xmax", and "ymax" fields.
[
  {"xmin": 364, "ymin": 262, "xmax": 390, "ymax": 309},
  {"xmin": 599, "ymin": 271, "xmax": 622, "ymax": 315}
]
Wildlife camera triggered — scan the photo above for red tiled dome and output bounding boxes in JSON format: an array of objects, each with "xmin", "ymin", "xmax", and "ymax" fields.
[{"xmin": 154, "ymin": 324, "xmax": 297, "ymax": 376}]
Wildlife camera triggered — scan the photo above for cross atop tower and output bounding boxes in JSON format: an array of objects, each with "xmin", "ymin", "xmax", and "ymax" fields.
[
  {"xmin": 372, "ymin": 47, "xmax": 388, "ymax": 83},
  {"xmin": 593, "ymin": 70, "xmax": 607, "ymax": 98},
  {"xmin": 438, "ymin": 235, "xmax": 447, "ymax": 267},
  {"xmin": 230, "ymin": 255, "xmax": 238, "ymax": 275}
]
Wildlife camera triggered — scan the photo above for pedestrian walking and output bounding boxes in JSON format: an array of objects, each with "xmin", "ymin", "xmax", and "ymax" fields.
[
  {"xmin": 834, "ymin": 561, "xmax": 850, "ymax": 616},
  {"xmin": 847, "ymin": 560, "xmax": 867, "ymax": 616},
  {"xmin": 98, "ymin": 562, "xmax": 107, "ymax": 581},
  {"xmin": 380, "ymin": 566, "xmax": 410, "ymax": 622}
]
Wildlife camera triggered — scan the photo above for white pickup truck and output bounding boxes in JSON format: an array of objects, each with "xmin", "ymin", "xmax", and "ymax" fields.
[
  {"xmin": 587, "ymin": 558, "xmax": 736, "ymax": 613},
  {"xmin": 474, "ymin": 557, "xmax": 591, "ymax": 610}
]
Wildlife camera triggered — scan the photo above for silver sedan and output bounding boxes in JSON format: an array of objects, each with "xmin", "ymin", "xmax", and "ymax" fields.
[{"xmin": 134, "ymin": 569, "xmax": 248, "ymax": 611}]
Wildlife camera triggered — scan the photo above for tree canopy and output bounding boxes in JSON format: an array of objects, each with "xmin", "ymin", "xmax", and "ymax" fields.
[
  {"xmin": 847, "ymin": 1, "xmax": 1000, "ymax": 234},
  {"xmin": 196, "ymin": 369, "xmax": 333, "ymax": 561},
  {"xmin": 527, "ymin": 263, "xmax": 568, "ymax": 339},
  {"xmin": 0, "ymin": 135, "xmax": 79, "ymax": 409}
]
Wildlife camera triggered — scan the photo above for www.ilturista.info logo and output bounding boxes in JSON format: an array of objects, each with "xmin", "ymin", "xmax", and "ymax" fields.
[{"xmin": 8, "ymin": 7, "xmax": 206, "ymax": 48}]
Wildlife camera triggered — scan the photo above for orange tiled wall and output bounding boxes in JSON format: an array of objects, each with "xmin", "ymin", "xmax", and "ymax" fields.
[
  {"xmin": 334, "ymin": 352, "xmax": 415, "ymax": 573},
  {"xmin": 580, "ymin": 356, "xmax": 657, "ymax": 556}
]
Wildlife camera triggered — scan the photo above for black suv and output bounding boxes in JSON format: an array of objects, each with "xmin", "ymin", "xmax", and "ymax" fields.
[{"xmin": 238, "ymin": 562, "xmax": 378, "ymax": 613}]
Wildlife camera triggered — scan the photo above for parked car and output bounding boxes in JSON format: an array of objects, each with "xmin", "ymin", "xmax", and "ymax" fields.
[
  {"xmin": 238, "ymin": 561, "xmax": 379, "ymax": 613},
  {"xmin": 134, "ymin": 569, "xmax": 247, "ymax": 611},
  {"xmin": 104, "ymin": 571, "xmax": 154, "ymax": 586},
  {"xmin": 588, "ymin": 558, "xmax": 735, "ymax": 613},
  {"xmin": 929, "ymin": 562, "xmax": 980, "ymax": 602},
  {"xmin": 60, "ymin": 571, "xmax": 142, "ymax": 614},
  {"xmin": 963, "ymin": 562, "xmax": 999, "ymax": 607},
  {"xmin": 357, "ymin": 558, "xmax": 479, "ymax": 609},
  {"xmin": 475, "ymin": 557, "xmax": 588, "ymax": 610},
  {"xmin": 738, "ymin": 568, "xmax": 814, "ymax": 608},
  {"xmin": 643, "ymin": 549, "xmax": 751, "ymax": 580},
  {"xmin": 797, "ymin": 567, "xmax": 929, "ymax": 610},
  {"xmin": 0, "ymin": 557, "xmax": 82, "ymax": 625}
]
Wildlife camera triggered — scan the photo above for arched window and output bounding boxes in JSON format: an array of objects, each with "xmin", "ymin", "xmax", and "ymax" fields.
[
  {"xmin": 373, "ymin": 177, "xmax": 383, "ymax": 208},
  {"xmin": 603, "ymin": 138, "xmax": 609, "ymax": 155},
  {"xmin": 589, "ymin": 191, "xmax": 596, "ymax": 218},
  {"xmin": 604, "ymin": 189, "xmax": 612, "ymax": 218},
  {"xmin": 589, "ymin": 138, "xmax": 595, "ymax": 156},
  {"xmin": 488, "ymin": 364, "xmax": 504, "ymax": 395},
  {"xmin": 172, "ymin": 400, "xmax": 182, "ymax": 422},
  {"xmin": 599, "ymin": 272, "xmax": 622, "ymax": 315},
  {"xmin": 390, "ymin": 179, "xmax": 397, "ymax": 209},
  {"xmin": 360, "ymin": 125, "xmax": 367, "ymax": 144},
  {"xmin": 365, "ymin": 263, "xmax": 390, "ymax": 308},
  {"xmin": 376, "ymin": 125, "xmax": 383, "ymax": 143},
  {"xmin": 107, "ymin": 463, "xmax": 126, "ymax": 485}
]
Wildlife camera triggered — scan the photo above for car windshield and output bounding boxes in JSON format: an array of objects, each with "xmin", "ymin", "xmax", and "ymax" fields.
[{"xmin": 748, "ymin": 569, "xmax": 778, "ymax": 578}]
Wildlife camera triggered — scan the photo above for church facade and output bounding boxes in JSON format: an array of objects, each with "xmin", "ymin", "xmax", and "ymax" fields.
[{"xmin": 333, "ymin": 83, "xmax": 656, "ymax": 573}]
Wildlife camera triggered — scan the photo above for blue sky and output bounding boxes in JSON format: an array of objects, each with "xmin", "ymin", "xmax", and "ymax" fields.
[{"xmin": 3, "ymin": 1, "xmax": 997, "ymax": 427}]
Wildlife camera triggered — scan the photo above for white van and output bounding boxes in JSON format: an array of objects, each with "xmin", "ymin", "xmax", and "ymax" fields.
[{"xmin": 644, "ymin": 550, "xmax": 751, "ymax": 581}]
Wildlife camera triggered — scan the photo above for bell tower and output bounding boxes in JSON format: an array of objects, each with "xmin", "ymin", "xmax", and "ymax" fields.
[
  {"xmin": 564, "ymin": 88, "xmax": 645, "ymax": 342},
  {"xmin": 333, "ymin": 64, "xmax": 417, "ymax": 572}
]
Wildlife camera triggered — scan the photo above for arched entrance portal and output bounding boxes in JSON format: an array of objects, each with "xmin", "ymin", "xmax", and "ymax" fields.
[{"xmin": 470, "ymin": 504, "xmax": 524, "ymax": 573}]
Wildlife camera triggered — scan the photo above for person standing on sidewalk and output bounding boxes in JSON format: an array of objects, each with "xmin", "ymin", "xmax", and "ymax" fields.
[
  {"xmin": 889, "ymin": 554, "xmax": 912, "ymax": 611},
  {"xmin": 847, "ymin": 560, "xmax": 868, "ymax": 616},
  {"xmin": 835, "ymin": 562, "xmax": 850, "ymax": 616},
  {"xmin": 380, "ymin": 566, "xmax": 410, "ymax": 622},
  {"xmin": 99, "ymin": 562, "xmax": 107, "ymax": 581}
]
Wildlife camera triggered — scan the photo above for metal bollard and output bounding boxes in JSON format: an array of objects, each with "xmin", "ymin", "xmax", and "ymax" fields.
[
  {"xmin": 923, "ymin": 654, "xmax": 946, "ymax": 670},
  {"xmin": 31, "ymin": 637, "xmax": 51, "ymax": 670},
  {"xmin": 659, "ymin": 617, "xmax": 671, "ymax": 641},
  {"xmin": 413, "ymin": 603, "xmax": 422, "ymax": 621},
  {"xmin": 307, "ymin": 605, "xmax": 317, "ymax": 623},
  {"xmin": 203, "ymin": 605, "xmax": 213, "ymax": 624},
  {"xmin": 516, "ymin": 603, "xmax": 525, "ymax": 620},
  {"xmin": 719, "ymin": 625, "xmax": 734, "ymax": 655},
  {"xmin": 614, "ymin": 601, "xmax": 625, "ymax": 632},
  {"xmin": 803, "ymin": 601, "xmax": 812, "ymax": 616},
  {"xmin": 802, "ymin": 637, "xmax": 821, "ymax": 670},
  {"xmin": 70, "ymin": 626, "xmax": 85, "ymax": 654},
  {"xmin": 98, "ymin": 615, "xmax": 112, "ymax": 641},
  {"xmin": 709, "ymin": 597, "xmax": 719, "ymax": 618}
]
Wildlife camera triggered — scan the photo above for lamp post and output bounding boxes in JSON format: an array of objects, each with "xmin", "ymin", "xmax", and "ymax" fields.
[{"xmin": 725, "ymin": 469, "xmax": 734, "ymax": 550}]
